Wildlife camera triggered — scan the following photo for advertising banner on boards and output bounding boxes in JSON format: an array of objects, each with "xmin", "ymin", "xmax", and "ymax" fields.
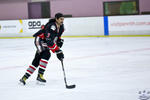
[
  {"xmin": 108, "ymin": 15, "xmax": 150, "ymax": 35},
  {"xmin": 23, "ymin": 19, "xmax": 49, "ymax": 35},
  {"xmin": 0, "ymin": 20, "xmax": 23, "ymax": 37}
]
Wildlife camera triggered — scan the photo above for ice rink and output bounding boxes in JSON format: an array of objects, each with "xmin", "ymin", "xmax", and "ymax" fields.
[{"xmin": 0, "ymin": 37, "xmax": 150, "ymax": 100}]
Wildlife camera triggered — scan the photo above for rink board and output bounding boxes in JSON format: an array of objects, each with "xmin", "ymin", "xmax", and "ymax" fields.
[{"xmin": 0, "ymin": 15, "xmax": 150, "ymax": 37}]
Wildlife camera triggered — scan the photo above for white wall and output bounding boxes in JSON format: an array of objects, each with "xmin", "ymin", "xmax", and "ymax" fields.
[{"xmin": 64, "ymin": 17, "xmax": 104, "ymax": 36}]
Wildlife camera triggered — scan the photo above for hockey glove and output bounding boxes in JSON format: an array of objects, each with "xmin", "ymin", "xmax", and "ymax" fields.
[
  {"xmin": 57, "ymin": 39, "xmax": 64, "ymax": 48},
  {"xmin": 56, "ymin": 49, "xmax": 64, "ymax": 61}
]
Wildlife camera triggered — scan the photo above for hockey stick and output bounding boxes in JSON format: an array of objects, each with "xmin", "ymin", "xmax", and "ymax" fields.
[{"xmin": 60, "ymin": 60, "xmax": 76, "ymax": 89}]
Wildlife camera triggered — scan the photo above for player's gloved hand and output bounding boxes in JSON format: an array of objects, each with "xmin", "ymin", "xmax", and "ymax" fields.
[
  {"xmin": 56, "ymin": 49, "xmax": 64, "ymax": 61},
  {"xmin": 57, "ymin": 39, "xmax": 64, "ymax": 48}
]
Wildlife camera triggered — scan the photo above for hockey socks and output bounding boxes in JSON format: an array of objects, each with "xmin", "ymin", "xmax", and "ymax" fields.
[
  {"xmin": 20, "ymin": 65, "xmax": 37, "ymax": 85},
  {"xmin": 26, "ymin": 65, "xmax": 37, "ymax": 76},
  {"xmin": 20, "ymin": 59, "xmax": 48, "ymax": 85},
  {"xmin": 38, "ymin": 59, "xmax": 48, "ymax": 74}
]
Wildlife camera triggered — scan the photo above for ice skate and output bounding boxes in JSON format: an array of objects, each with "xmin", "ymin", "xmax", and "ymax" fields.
[
  {"xmin": 19, "ymin": 76, "xmax": 27, "ymax": 85},
  {"xmin": 36, "ymin": 74, "xmax": 46, "ymax": 85}
]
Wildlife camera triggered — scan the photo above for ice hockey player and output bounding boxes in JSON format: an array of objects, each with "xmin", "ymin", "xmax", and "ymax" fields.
[{"xmin": 19, "ymin": 13, "xmax": 65, "ymax": 85}]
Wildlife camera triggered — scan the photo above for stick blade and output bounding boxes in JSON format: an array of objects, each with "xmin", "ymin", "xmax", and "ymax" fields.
[{"xmin": 66, "ymin": 84, "xmax": 76, "ymax": 89}]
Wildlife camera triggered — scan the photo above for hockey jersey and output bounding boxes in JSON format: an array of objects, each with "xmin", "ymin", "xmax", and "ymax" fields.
[{"xmin": 33, "ymin": 19, "xmax": 64, "ymax": 53}]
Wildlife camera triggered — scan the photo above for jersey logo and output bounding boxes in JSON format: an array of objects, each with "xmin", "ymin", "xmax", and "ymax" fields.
[{"xmin": 51, "ymin": 25, "xmax": 56, "ymax": 31}]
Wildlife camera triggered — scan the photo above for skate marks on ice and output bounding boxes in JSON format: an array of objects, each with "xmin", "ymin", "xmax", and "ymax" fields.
[
  {"xmin": 0, "ymin": 47, "xmax": 150, "ymax": 71},
  {"xmin": 0, "ymin": 37, "xmax": 150, "ymax": 100}
]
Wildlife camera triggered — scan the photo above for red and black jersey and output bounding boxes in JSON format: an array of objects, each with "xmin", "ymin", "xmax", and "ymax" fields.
[{"xmin": 33, "ymin": 19, "xmax": 64, "ymax": 53}]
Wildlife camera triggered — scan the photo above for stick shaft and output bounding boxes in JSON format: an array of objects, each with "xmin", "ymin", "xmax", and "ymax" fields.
[{"xmin": 61, "ymin": 60, "xmax": 68, "ymax": 86}]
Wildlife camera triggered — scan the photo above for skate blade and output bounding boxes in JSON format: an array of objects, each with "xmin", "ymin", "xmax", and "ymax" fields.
[
  {"xmin": 18, "ymin": 81, "xmax": 25, "ymax": 86},
  {"xmin": 36, "ymin": 80, "xmax": 46, "ymax": 85}
]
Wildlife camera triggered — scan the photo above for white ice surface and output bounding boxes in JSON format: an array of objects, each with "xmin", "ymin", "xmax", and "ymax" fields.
[{"xmin": 0, "ymin": 37, "xmax": 150, "ymax": 100}]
